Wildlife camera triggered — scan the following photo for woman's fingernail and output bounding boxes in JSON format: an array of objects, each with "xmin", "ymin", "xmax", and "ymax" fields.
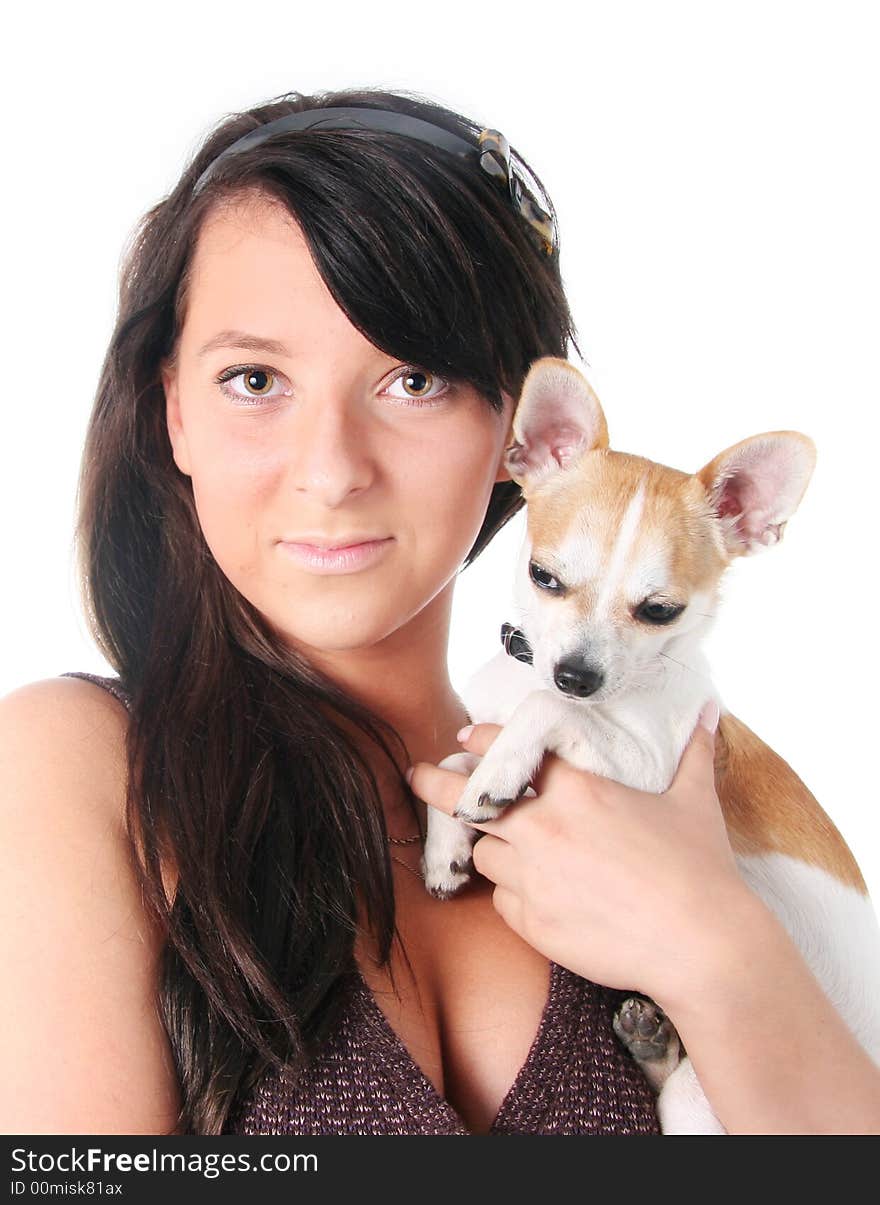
[
  {"xmin": 456, "ymin": 724, "xmax": 474, "ymax": 743},
  {"xmin": 405, "ymin": 766, "xmax": 414, "ymax": 784},
  {"xmin": 699, "ymin": 700, "xmax": 720, "ymax": 733}
]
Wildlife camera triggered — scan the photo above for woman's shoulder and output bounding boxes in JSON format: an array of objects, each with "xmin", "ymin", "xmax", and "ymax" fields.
[
  {"xmin": 0, "ymin": 672, "xmax": 131, "ymax": 830},
  {"xmin": 0, "ymin": 674, "xmax": 181, "ymax": 1131},
  {"xmin": 3, "ymin": 670, "xmax": 132, "ymax": 713}
]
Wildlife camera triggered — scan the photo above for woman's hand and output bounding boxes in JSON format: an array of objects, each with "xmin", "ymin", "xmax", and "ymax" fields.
[{"xmin": 407, "ymin": 701, "xmax": 753, "ymax": 1002}]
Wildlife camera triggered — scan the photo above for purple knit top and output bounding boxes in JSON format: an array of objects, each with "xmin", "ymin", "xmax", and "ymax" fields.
[{"xmin": 61, "ymin": 670, "xmax": 661, "ymax": 1136}]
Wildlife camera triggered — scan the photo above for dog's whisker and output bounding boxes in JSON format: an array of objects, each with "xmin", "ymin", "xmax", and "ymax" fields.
[{"xmin": 658, "ymin": 651, "xmax": 698, "ymax": 675}]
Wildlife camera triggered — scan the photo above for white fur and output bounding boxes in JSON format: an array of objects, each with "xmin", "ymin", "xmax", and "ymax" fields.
[
  {"xmin": 734, "ymin": 853, "xmax": 880, "ymax": 1066},
  {"xmin": 594, "ymin": 477, "xmax": 646, "ymax": 617}
]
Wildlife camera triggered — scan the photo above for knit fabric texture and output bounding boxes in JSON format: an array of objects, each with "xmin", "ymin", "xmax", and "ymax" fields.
[{"xmin": 61, "ymin": 669, "xmax": 661, "ymax": 1135}]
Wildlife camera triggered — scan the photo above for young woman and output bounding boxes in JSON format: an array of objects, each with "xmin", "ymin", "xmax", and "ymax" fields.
[{"xmin": 2, "ymin": 86, "xmax": 878, "ymax": 1137}]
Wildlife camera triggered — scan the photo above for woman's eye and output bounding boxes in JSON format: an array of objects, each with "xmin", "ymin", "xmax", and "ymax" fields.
[
  {"xmin": 213, "ymin": 363, "xmax": 452, "ymax": 408},
  {"xmin": 385, "ymin": 367, "xmax": 451, "ymax": 405},
  {"xmin": 215, "ymin": 366, "xmax": 291, "ymax": 406}
]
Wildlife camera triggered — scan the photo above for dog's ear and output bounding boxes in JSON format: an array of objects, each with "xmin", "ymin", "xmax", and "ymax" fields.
[
  {"xmin": 695, "ymin": 431, "xmax": 817, "ymax": 557},
  {"xmin": 504, "ymin": 357, "xmax": 609, "ymax": 494}
]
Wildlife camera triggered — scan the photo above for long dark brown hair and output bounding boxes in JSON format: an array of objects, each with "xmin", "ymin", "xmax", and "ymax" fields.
[{"xmin": 73, "ymin": 85, "xmax": 583, "ymax": 1134}]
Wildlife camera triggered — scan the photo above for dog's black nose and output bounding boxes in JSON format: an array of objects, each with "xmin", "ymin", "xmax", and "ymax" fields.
[{"xmin": 553, "ymin": 659, "xmax": 604, "ymax": 698}]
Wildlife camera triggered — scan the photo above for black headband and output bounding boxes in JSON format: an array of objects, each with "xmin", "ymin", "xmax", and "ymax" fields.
[{"xmin": 191, "ymin": 105, "xmax": 556, "ymax": 256}]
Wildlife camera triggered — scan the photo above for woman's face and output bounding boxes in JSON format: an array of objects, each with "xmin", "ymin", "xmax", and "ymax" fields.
[{"xmin": 162, "ymin": 192, "xmax": 515, "ymax": 659}]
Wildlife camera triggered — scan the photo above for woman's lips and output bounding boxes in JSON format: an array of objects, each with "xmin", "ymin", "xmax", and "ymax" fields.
[{"xmin": 277, "ymin": 537, "xmax": 394, "ymax": 574}]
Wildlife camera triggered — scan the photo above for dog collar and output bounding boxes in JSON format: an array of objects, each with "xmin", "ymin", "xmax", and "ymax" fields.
[{"xmin": 500, "ymin": 622, "xmax": 534, "ymax": 665}]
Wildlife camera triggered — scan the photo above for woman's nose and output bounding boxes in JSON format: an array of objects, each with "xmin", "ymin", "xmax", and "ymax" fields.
[{"xmin": 290, "ymin": 392, "xmax": 375, "ymax": 503}]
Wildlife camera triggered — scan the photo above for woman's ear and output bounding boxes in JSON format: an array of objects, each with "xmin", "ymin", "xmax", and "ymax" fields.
[
  {"xmin": 161, "ymin": 362, "xmax": 193, "ymax": 478},
  {"xmin": 494, "ymin": 391, "xmax": 517, "ymax": 483},
  {"xmin": 494, "ymin": 455, "xmax": 514, "ymax": 484}
]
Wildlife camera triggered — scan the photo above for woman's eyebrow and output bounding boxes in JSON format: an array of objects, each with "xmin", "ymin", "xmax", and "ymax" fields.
[
  {"xmin": 195, "ymin": 331, "xmax": 398, "ymax": 367},
  {"xmin": 197, "ymin": 330, "xmax": 292, "ymax": 358}
]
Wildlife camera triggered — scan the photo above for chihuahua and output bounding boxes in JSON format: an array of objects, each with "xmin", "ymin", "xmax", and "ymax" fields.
[{"xmin": 421, "ymin": 355, "xmax": 880, "ymax": 1134}]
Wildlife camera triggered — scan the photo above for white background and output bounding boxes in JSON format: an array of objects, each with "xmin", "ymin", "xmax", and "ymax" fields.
[{"xmin": 3, "ymin": 2, "xmax": 878, "ymax": 904}]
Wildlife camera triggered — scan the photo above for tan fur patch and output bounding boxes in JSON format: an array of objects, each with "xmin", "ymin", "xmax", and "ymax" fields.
[
  {"xmin": 715, "ymin": 712, "xmax": 867, "ymax": 892},
  {"xmin": 527, "ymin": 450, "xmax": 728, "ymax": 600}
]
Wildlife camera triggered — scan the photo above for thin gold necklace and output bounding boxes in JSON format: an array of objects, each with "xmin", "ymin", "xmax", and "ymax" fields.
[
  {"xmin": 389, "ymin": 850, "xmax": 425, "ymax": 881},
  {"xmin": 386, "ymin": 707, "xmax": 471, "ymax": 879}
]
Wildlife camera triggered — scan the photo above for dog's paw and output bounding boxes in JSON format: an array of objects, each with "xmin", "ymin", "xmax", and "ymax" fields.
[
  {"xmin": 612, "ymin": 995, "xmax": 679, "ymax": 1061},
  {"xmin": 421, "ymin": 849, "xmax": 474, "ymax": 900},
  {"xmin": 421, "ymin": 804, "xmax": 478, "ymax": 900},
  {"xmin": 453, "ymin": 774, "xmax": 533, "ymax": 822},
  {"xmin": 612, "ymin": 996, "xmax": 682, "ymax": 1093}
]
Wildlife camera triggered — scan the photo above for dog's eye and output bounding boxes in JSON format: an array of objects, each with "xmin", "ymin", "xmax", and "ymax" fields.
[
  {"xmin": 635, "ymin": 601, "xmax": 686, "ymax": 624},
  {"xmin": 529, "ymin": 561, "xmax": 562, "ymax": 591}
]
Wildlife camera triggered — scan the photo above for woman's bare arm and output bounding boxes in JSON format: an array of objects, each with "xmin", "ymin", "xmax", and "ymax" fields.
[
  {"xmin": 0, "ymin": 677, "xmax": 182, "ymax": 1134},
  {"xmin": 653, "ymin": 885, "xmax": 880, "ymax": 1134}
]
